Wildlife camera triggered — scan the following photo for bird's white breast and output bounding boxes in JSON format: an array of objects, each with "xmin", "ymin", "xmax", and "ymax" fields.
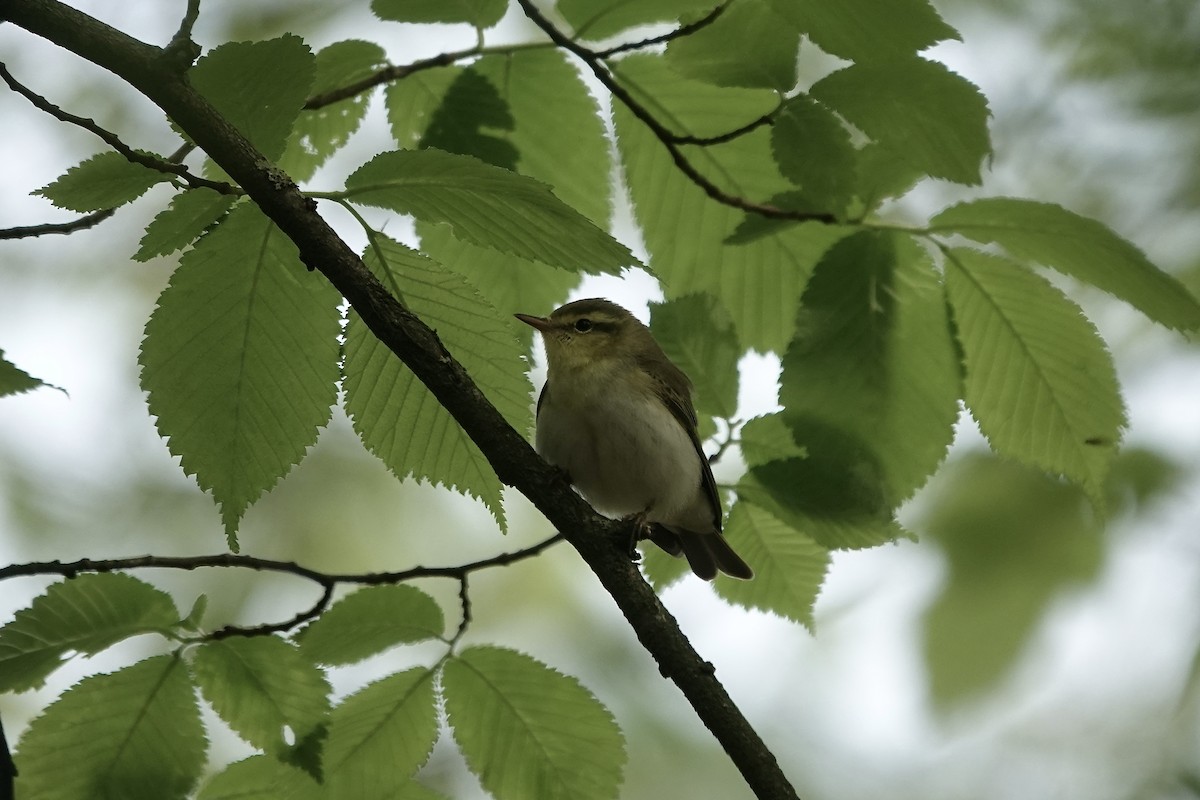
[{"xmin": 535, "ymin": 368, "xmax": 711, "ymax": 533}]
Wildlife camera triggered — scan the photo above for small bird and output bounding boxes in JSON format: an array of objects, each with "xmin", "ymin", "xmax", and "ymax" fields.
[{"xmin": 515, "ymin": 298, "xmax": 753, "ymax": 581}]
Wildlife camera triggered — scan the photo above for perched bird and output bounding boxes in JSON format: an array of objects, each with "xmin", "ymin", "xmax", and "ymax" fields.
[{"xmin": 515, "ymin": 298, "xmax": 753, "ymax": 581}]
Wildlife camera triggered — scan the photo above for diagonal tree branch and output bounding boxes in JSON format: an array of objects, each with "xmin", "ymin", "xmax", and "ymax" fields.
[{"xmin": 0, "ymin": 2, "xmax": 800, "ymax": 797}]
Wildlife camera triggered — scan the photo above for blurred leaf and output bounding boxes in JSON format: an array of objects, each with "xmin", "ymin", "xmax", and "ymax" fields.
[
  {"xmin": 140, "ymin": 203, "xmax": 341, "ymax": 545},
  {"xmin": 0, "ymin": 573, "xmax": 179, "ymax": 693},
  {"xmin": 443, "ymin": 646, "xmax": 625, "ymax": 800},
  {"xmin": 279, "ymin": 39, "xmax": 388, "ymax": 181},
  {"xmin": 944, "ymin": 248, "xmax": 1125, "ymax": 503},
  {"xmin": 920, "ymin": 453, "xmax": 1104, "ymax": 705},
  {"xmin": 190, "ymin": 35, "xmax": 315, "ymax": 165},
  {"xmin": 387, "ymin": 68, "xmax": 463, "ymax": 148},
  {"xmin": 296, "ymin": 585, "xmax": 445, "ymax": 666},
  {"xmin": 765, "ymin": 0, "xmax": 959, "ymax": 61},
  {"xmin": 664, "ymin": 0, "xmax": 801, "ymax": 91},
  {"xmin": 930, "ymin": 198, "xmax": 1200, "ymax": 331},
  {"xmin": 649, "ymin": 293, "xmax": 740, "ymax": 418},
  {"xmin": 0, "ymin": 349, "xmax": 58, "ymax": 398},
  {"xmin": 191, "ymin": 637, "xmax": 330, "ymax": 757},
  {"xmin": 770, "ymin": 94, "xmax": 857, "ymax": 217},
  {"xmin": 557, "ymin": 0, "xmax": 717, "ymax": 40},
  {"xmin": 714, "ymin": 501, "xmax": 830, "ymax": 627},
  {"xmin": 324, "ymin": 668, "xmax": 439, "ymax": 799},
  {"xmin": 34, "ymin": 151, "xmax": 170, "ymax": 212},
  {"xmin": 344, "ymin": 235, "xmax": 528, "ymax": 528},
  {"xmin": 196, "ymin": 756, "xmax": 321, "ymax": 800},
  {"xmin": 640, "ymin": 543, "xmax": 691, "ymax": 590},
  {"xmin": 372, "ymin": 0, "xmax": 507, "ymax": 27},
  {"xmin": 780, "ymin": 231, "xmax": 961, "ymax": 504},
  {"xmin": 811, "ymin": 57, "xmax": 991, "ymax": 185},
  {"xmin": 344, "ymin": 149, "xmax": 632, "ymax": 273},
  {"xmin": 133, "ymin": 189, "xmax": 239, "ymax": 261},
  {"xmin": 14, "ymin": 655, "xmax": 205, "ymax": 800}
]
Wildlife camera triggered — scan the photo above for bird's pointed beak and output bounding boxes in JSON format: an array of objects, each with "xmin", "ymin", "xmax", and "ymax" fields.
[{"xmin": 514, "ymin": 313, "xmax": 553, "ymax": 332}]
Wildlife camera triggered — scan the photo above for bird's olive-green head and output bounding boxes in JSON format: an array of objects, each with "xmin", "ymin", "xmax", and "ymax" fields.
[{"xmin": 515, "ymin": 298, "xmax": 655, "ymax": 375}]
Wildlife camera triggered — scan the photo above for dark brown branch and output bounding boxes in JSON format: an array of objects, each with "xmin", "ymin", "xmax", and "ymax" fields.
[
  {"xmin": 304, "ymin": 47, "xmax": 480, "ymax": 110},
  {"xmin": 592, "ymin": 2, "xmax": 729, "ymax": 58},
  {"xmin": 0, "ymin": 61, "xmax": 233, "ymax": 194},
  {"xmin": 2, "ymin": 2, "xmax": 800, "ymax": 797},
  {"xmin": 515, "ymin": 0, "xmax": 831, "ymax": 225},
  {"xmin": 670, "ymin": 109, "xmax": 777, "ymax": 146},
  {"xmin": 0, "ymin": 207, "xmax": 115, "ymax": 239}
]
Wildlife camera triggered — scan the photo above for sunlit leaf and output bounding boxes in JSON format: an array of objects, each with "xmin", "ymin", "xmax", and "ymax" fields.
[
  {"xmin": 35, "ymin": 151, "xmax": 170, "ymax": 212},
  {"xmin": 324, "ymin": 668, "xmax": 439, "ymax": 799},
  {"xmin": 344, "ymin": 149, "xmax": 632, "ymax": 273},
  {"xmin": 557, "ymin": 0, "xmax": 716, "ymax": 40},
  {"xmin": 811, "ymin": 57, "xmax": 991, "ymax": 185},
  {"xmin": 944, "ymin": 248, "xmax": 1126, "ymax": 502},
  {"xmin": 192, "ymin": 637, "xmax": 330, "ymax": 757},
  {"xmin": 14, "ymin": 655, "xmax": 205, "ymax": 800},
  {"xmin": 196, "ymin": 756, "xmax": 321, "ymax": 800},
  {"xmin": 140, "ymin": 203, "xmax": 341, "ymax": 544},
  {"xmin": 930, "ymin": 198, "xmax": 1200, "ymax": 331},
  {"xmin": 0, "ymin": 573, "xmax": 179, "ymax": 692},
  {"xmin": 665, "ymin": 0, "xmax": 801, "ymax": 91},
  {"xmin": 443, "ymin": 646, "xmax": 625, "ymax": 800},
  {"xmin": 765, "ymin": 0, "xmax": 960, "ymax": 61},
  {"xmin": 134, "ymin": 189, "xmax": 238, "ymax": 261},
  {"xmin": 296, "ymin": 585, "xmax": 445, "ymax": 666},
  {"xmin": 372, "ymin": 0, "xmax": 508, "ymax": 28},
  {"xmin": 649, "ymin": 293, "xmax": 740, "ymax": 418}
]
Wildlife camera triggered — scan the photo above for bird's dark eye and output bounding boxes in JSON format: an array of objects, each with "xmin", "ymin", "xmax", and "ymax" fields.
[{"xmin": 573, "ymin": 318, "xmax": 593, "ymax": 333}]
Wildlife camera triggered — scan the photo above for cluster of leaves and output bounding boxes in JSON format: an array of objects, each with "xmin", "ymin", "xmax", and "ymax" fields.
[
  {"xmin": 7, "ymin": 0, "xmax": 1200, "ymax": 796},
  {"xmin": 0, "ymin": 573, "xmax": 624, "ymax": 799}
]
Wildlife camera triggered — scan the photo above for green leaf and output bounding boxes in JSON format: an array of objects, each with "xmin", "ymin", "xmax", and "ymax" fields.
[
  {"xmin": 713, "ymin": 502, "xmax": 830, "ymax": 627},
  {"xmin": 296, "ymin": 585, "xmax": 444, "ymax": 666},
  {"xmin": 0, "ymin": 349, "xmax": 56, "ymax": 398},
  {"xmin": 779, "ymin": 231, "xmax": 961, "ymax": 504},
  {"xmin": 443, "ymin": 646, "xmax": 625, "ymax": 800},
  {"xmin": 616, "ymin": 53, "xmax": 779, "ymax": 140},
  {"xmin": 419, "ymin": 69, "xmax": 518, "ymax": 170},
  {"xmin": 738, "ymin": 413, "xmax": 806, "ymax": 466},
  {"xmin": 34, "ymin": 150, "xmax": 170, "ymax": 212},
  {"xmin": 418, "ymin": 223, "xmax": 580, "ymax": 338},
  {"xmin": 139, "ymin": 203, "xmax": 341, "ymax": 545},
  {"xmin": 664, "ymin": 0, "xmax": 802, "ymax": 91},
  {"xmin": 387, "ymin": 68, "xmax": 463, "ymax": 149},
  {"xmin": 372, "ymin": 0, "xmax": 508, "ymax": 27},
  {"xmin": 739, "ymin": 455, "xmax": 906, "ymax": 550},
  {"xmin": 190, "ymin": 35, "xmax": 315, "ymax": 164},
  {"xmin": 344, "ymin": 236, "xmax": 528, "ymax": 528},
  {"xmin": 770, "ymin": 95, "xmax": 857, "ymax": 217},
  {"xmin": 0, "ymin": 573, "xmax": 179, "ymax": 693},
  {"xmin": 279, "ymin": 40, "xmax": 388, "ymax": 182},
  {"xmin": 649, "ymin": 293, "xmax": 740, "ymax": 418},
  {"xmin": 614, "ymin": 56, "xmax": 852, "ymax": 351},
  {"xmin": 197, "ymin": 756, "xmax": 321, "ymax": 800},
  {"xmin": 943, "ymin": 248, "xmax": 1126, "ymax": 502},
  {"xmin": 765, "ymin": 0, "xmax": 959, "ymax": 62},
  {"xmin": 470, "ymin": 50, "xmax": 613, "ymax": 226},
  {"xmin": 191, "ymin": 637, "xmax": 330, "ymax": 757},
  {"xmin": 344, "ymin": 149, "xmax": 632, "ymax": 273},
  {"xmin": 134, "ymin": 189, "xmax": 238, "ymax": 261},
  {"xmin": 557, "ymin": 0, "xmax": 717, "ymax": 40},
  {"xmin": 810, "ymin": 57, "xmax": 991, "ymax": 186},
  {"xmin": 324, "ymin": 668, "xmax": 439, "ymax": 799},
  {"xmin": 853, "ymin": 141, "xmax": 927, "ymax": 213},
  {"xmin": 929, "ymin": 198, "xmax": 1200, "ymax": 331},
  {"xmin": 14, "ymin": 655, "xmax": 205, "ymax": 800}
]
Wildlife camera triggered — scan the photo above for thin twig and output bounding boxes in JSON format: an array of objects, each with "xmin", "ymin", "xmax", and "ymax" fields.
[
  {"xmin": 670, "ymin": 109, "xmax": 777, "ymax": 146},
  {"xmin": 514, "ymin": 0, "xmax": 834, "ymax": 224},
  {"xmin": 165, "ymin": 0, "xmax": 201, "ymax": 68},
  {"xmin": 304, "ymin": 47, "xmax": 480, "ymax": 110},
  {"xmin": 0, "ymin": 61, "xmax": 233, "ymax": 193},
  {"xmin": 593, "ymin": 2, "xmax": 730, "ymax": 58},
  {"xmin": 0, "ymin": 208, "xmax": 115, "ymax": 239}
]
